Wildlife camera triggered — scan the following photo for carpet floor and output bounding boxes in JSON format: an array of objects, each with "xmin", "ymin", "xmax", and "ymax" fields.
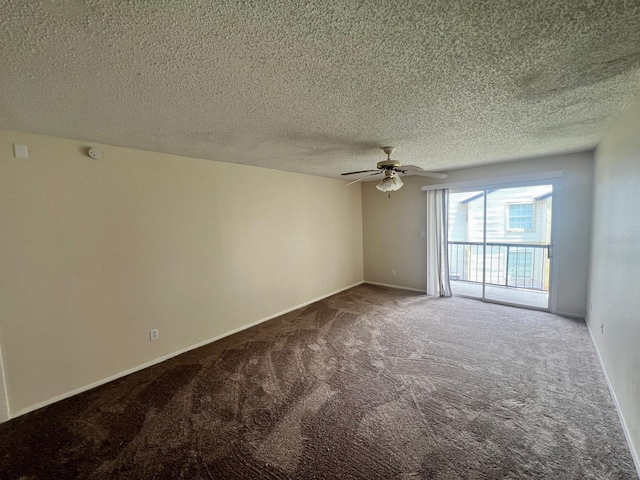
[{"xmin": 0, "ymin": 284, "xmax": 636, "ymax": 479}]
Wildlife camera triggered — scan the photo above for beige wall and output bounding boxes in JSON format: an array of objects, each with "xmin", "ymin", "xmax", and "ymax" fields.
[
  {"xmin": 588, "ymin": 98, "xmax": 640, "ymax": 467},
  {"xmin": 362, "ymin": 151, "xmax": 594, "ymax": 316},
  {"xmin": 0, "ymin": 129, "xmax": 363, "ymax": 418}
]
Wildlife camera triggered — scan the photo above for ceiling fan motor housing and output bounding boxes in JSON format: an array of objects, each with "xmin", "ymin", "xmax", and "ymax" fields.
[
  {"xmin": 377, "ymin": 160, "xmax": 402, "ymax": 169},
  {"xmin": 340, "ymin": 145, "xmax": 446, "ymax": 187}
]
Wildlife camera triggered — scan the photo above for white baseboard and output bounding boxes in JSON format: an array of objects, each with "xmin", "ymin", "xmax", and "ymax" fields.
[
  {"xmin": 585, "ymin": 320, "xmax": 640, "ymax": 477},
  {"xmin": 555, "ymin": 310, "xmax": 585, "ymax": 319},
  {"xmin": 0, "ymin": 343, "xmax": 9, "ymax": 422},
  {"xmin": 363, "ymin": 281, "xmax": 427, "ymax": 294},
  {"xmin": 8, "ymin": 281, "xmax": 364, "ymax": 421}
]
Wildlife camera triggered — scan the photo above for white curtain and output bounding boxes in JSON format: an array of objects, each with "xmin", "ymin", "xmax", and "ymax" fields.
[{"xmin": 426, "ymin": 189, "xmax": 452, "ymax": 297}]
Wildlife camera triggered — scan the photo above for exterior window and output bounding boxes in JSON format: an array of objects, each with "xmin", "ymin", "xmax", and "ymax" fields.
[{"xmin": 507, "ymin": 203, "xmax": 534, "ymax": 231}]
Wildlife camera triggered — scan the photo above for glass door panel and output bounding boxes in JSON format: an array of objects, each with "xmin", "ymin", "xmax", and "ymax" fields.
[
  {"xmin": 447, "ymin": 184, "xmax": 553, "ymax": 309},
  {"xmin": 448, "ymin": 190, "xmax": 485, "ymax": 299},
  {"xmin": 483, "ymin": 185, "xmax": 552, "ymax": 309}
]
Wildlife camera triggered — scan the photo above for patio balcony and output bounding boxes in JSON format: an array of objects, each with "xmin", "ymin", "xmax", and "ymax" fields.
[{"xmin": 448, "ymin": 241, "xmax": 551, "ymax": 308}]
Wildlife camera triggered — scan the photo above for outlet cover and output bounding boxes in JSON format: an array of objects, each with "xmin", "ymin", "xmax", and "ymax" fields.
[
  {"xmin": 13, "ymin": 144, "xmax": 28, "ymax": 159},
  {"xmin": 150, "ymin": 329, "xmax": 159, "ymax": 341}
]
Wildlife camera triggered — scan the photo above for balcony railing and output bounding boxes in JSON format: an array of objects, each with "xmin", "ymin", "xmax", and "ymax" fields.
[{"xmin": 448, "ymin": 241, "xmax": 551, "ymax": 291}]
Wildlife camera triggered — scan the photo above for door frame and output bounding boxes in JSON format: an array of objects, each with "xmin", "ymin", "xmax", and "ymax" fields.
[{"xmin": 427, "ymin": 172, "xmax": 562, "ymax": 312}]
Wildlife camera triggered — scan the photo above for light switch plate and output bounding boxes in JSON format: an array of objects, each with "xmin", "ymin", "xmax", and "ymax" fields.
[{"xmin": 13, "ymin": 144, "xmax": 28, "ymax": 159}]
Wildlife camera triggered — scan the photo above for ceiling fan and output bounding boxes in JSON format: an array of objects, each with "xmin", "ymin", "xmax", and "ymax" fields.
[{"xmin": 341, "ymin": 147, "xmax": 447, "ymax": 192}]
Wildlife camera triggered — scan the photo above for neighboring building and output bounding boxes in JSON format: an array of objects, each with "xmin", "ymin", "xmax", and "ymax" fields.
[{"xmin": 448, "ymin": 186, "xmax": 553, "ymax": 291}]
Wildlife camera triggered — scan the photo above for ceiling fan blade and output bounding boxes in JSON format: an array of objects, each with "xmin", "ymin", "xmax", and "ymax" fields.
[
  {"xmin": 341, "ymin": 169, "xmax": 380, "ymax": 176},
  {"xmin": 399, "ymin": 164, "xmax": 425, "ymax": 171},
  {"xmin": 344, "ymin": 172, "xmax": 382, "ymax": 186},
  {"xmin": 403, "ymin": 170, "xmax": 448, "ymax": 179}
]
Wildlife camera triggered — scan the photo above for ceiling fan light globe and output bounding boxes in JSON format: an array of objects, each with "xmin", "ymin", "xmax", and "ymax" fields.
[
  {"xmin": 376, "ymin": 173, "xmax": 403, "ymax": 192},
  {"xmin": 390, "ymin": 175, "xmax": 403, "ymax": 191},
  {"xmin": 376, "ymin": 181, "xmax": 389, "ymax": 192}
]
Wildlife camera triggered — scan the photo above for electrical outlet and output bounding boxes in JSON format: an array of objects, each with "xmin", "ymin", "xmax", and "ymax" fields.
[
  {"xmin": 600, "ymin": 323, "xmax": 604, "ymax": 334},
  {"xmin": 150, "ymin": 329, "xmax": 159, "ymax": 341},
  {"xmin": 13, "ymin": 144, "xmax": 28, "ymax": 159},
  {"xmin": 392, "ymin": 269, "xmax": 396, "ymax": 276}
]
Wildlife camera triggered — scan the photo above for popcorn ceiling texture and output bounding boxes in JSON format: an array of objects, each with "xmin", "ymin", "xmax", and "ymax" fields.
[{"xmin": 1, "ymin": 0, "xmax": 639, "ymax": 177}]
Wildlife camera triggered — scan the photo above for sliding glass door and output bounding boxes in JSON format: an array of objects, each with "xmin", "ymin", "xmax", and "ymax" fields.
[
  {"xmin": 448, "ymin": 190, "xmax": 485, "ymax": 299},
  {"xmin": 447, "ymin": 184, "xmax": 553, "ymax": 309}
]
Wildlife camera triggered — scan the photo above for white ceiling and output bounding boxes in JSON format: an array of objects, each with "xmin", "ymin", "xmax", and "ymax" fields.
[{"xmin": 1, "ymin": 1, "xmax": 639, "ymax": 178}]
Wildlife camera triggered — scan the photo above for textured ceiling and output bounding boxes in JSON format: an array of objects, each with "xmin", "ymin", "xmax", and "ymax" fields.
[{"xmin": 1, "ymin": 1, "xmax": 640, "ymax": 178}]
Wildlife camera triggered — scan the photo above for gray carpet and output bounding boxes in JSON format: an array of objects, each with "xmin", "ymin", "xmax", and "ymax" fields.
[{"xmin": 0, "ymin": 284, "xmax": 636, "ymax": 479}]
